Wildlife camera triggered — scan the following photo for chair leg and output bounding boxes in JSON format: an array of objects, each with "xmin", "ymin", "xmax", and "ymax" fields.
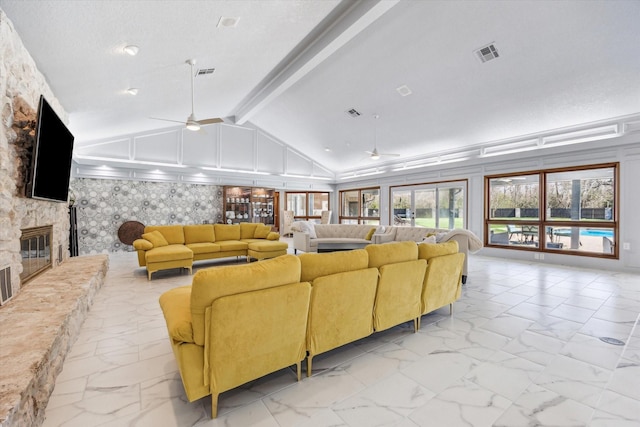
[
  {"xmin": 296, "ymin": 361, "xmax": 302, "ymax": 381},
  {"xmin": 415, "ymin": 317, "xmax": 420, "ymax": 331},
  {"xmin": 147, "ymin": 270, "xmax": 152, "ymax": 281},
  {"xmin": 450, "ymin": 303, "xmax": 453, "ymax": 315},
  {"xmin": 307, "ymin": 355, "xmax": 313, "ymax": 377},
  {"xmin": 211, "ymin": 393, "xmax": 219, "ymax": 418}
]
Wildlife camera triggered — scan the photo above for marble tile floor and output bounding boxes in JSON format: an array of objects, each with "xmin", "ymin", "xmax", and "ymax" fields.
[{"xmin": 41, "ymin": 249, "xmax": 640, "ymax": 427}]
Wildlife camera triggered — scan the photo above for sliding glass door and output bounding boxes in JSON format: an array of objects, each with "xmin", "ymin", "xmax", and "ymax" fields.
[{"xmin": 390, "ymin": 181, "xmax": 466, "ymax": 229}]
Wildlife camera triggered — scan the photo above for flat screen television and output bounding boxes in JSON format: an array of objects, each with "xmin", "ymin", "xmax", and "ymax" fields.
[{"xmin": 26, "ymin": 95, "xmax": 75, "ymax": 203}]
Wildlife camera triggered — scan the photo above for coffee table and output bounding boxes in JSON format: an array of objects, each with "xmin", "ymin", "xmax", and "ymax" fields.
[{"xmin": 317, "ymin": 242, "xmax": 369, "ymax": 253}]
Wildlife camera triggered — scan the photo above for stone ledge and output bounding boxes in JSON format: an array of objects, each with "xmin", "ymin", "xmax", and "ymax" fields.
[{"xmin": 0, "ymin": 255, "xmax": 109, "ymax": 427}]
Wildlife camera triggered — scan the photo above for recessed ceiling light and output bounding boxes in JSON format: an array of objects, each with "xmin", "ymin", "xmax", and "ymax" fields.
[
  {"xmin": 123, "ymin": 45, "xmax": 139, "ymax": 56},
  {"xmin": 217, "ymin": 16, "xmax": 240, "ymax": 28},
  {"xmin": 396, "ymin": 85, "xmax": 412, "ymax": 96},
  {"xmin": 324, "ymin": 147, "xmax": 332, "ymax": 152},
  {"xmin": 126, "ymin": 88, "xmax": 139, "ymax": 95}
]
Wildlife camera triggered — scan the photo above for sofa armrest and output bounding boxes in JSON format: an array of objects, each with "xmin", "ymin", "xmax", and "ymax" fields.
[
  {"xmin": 293, "ymin": 231, "xmax": 311, "ymax": 253},
  {"xmin": 441, "ymin": 234, "xmax": 469, "ymax": 277},
  {"xmin": 133, "ymin": 238, "xmax": 153, "ymax": 251}
]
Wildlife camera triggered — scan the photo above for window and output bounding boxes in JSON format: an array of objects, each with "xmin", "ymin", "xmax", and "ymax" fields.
[
  {"xmin": 339, "ymin": 187, "xmax": 380, "ymax": 225},
  {"xmin": 285, "ymin": 192, "xmax": 330, "ymax": 222},
  {"xmin": 390, "ymin": 180, "xmax": 467, "ymax": 229},
  {"xmin": 486, "ymin": 163, "xmax": 618, "ymax": 257}
]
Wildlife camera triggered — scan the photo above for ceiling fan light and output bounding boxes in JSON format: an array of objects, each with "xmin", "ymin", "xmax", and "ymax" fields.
[
  {"xmin": 370, "ymin": 154, "xmax": 380, "ymax": 160},
  {"xmin": 123, "ymin": 45, "xmax": 139, "ymax": 56},
  {"xmin": 186, "ymin": 120, "xmax": 200, "ymax": 131}
]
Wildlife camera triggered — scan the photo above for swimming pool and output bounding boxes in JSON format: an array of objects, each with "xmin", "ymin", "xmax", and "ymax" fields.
[{"xmin": 552, "ymin": 228, "xmax": 614, "ymax": 238}]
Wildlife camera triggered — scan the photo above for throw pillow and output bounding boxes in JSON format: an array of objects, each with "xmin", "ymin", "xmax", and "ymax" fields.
[
  {"xmin": 254, "ymin": 225, "xmax": 271, "ymax": 239},
  {"xmin": 422, "ymin": 235, "xmax": 437, "ymax": 244},
  {"xmin": 375, "ymin": 226, "xmax": 386, "ymax": 234},
  {"xmin": 296, "ymin": 221, "xmax": 317, "ymax": 238},
  {"xmin": 142, "ymin": 230, "xmax": 169, "ymax": 248},
  {"xmin": 365, "ymin": 227, "xmax": 376, "ymax": 240},
  {"xmin": 266, "ymin": 232, "xmax": 280, "ymax": 241}
]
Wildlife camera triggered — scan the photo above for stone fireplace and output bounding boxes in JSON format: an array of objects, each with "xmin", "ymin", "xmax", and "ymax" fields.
[{"xmin": 20, "ymin": 225, "xmax": 53, "ymax": 283}]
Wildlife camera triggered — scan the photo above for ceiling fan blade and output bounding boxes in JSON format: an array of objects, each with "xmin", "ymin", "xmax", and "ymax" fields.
[
  {"xmin": 199, "ymin": 117, "xmax": 224, "ymax": 125},
  {"xmin": 149, "ymin": 117, "xmax": 186, "ymax": 125}
]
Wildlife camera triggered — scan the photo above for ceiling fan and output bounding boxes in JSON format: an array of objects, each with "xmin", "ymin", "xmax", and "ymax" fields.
[
  {"xmin": 150, "ymin": 59, "xmax": 223, "ymax": 131},
  {"xmin": 365, "ymin": 114, "xmax": 400, "ymax": 160}
]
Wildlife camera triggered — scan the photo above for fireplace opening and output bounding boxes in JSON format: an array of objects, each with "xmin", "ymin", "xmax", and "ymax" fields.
[{"xmin": 20, "ymin": 225, "xmax": 53, "ymax": 283}]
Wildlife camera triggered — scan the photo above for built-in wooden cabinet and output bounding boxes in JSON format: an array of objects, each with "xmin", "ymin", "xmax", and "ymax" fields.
[{"xmin": 223, "ymin": 186, "xmax": 278, "ymax": 229}]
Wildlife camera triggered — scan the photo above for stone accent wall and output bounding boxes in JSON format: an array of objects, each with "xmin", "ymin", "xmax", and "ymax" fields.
[{"xmin": 0, "ymin": 10, "xmax": 71, "ymax": 297}]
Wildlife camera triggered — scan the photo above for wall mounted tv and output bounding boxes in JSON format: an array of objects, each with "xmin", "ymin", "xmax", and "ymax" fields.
[{"xmin": 26, "ymin": 95, "xmax": 75, "ymax": 203}]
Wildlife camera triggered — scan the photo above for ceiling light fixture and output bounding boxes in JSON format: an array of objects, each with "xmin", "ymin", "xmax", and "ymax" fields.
[
  {"xmin": 126, "ymin": 88, "xmax": 139, "ymax": 95},
  {"xmin": 185, "ymin": 115, "xmax": 201, "ymax": 131},
  {"xmin": 123, "ymin": 45, "xmax": 139, "ymax": 56},
  {"xmin": 217, "ymin": 16, "xmax": 240, "ymax": 28}
]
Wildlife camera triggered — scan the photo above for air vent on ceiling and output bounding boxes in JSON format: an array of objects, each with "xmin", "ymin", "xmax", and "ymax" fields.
[
  {"xmin": 196, "ymin": 68, "xmax": 215, "ymax": 77},
  {"xmin": 475, "ymin": 43, "xmax": 499, "ymax": 63},
  {"xmin": 346, "ymin": 108, "xmax": 361, "ymax": 118}
]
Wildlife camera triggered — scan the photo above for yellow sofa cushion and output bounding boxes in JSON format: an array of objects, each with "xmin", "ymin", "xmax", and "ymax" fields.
[
  {"xmin": 142, "ymin": 230, "xmax": 168, "ymax": 248},
  {"xmin": 145, "ymin": 225, "xmax": 185, "ymax": 245},
  {"xmin": 365, "ymin": 241, "xmax": 418, "ymax": 268},
  {"xmin": 186, "ymin": 242, "xmax": 221, "ymax": 255},
  {"xmin": 298, "ymin": 249, "xmax": 369, "ymax": 282},
  {"xmin": 214, "ymin": 224, "xmax": 241, "ymax": 241},
  {"xmin": 159, "ymin": 285, "xmax": 194, "ymax": 343},
  {"xmin": 267, "ymin": 232, "xmax": 280, "ymax": 241},
  {"xmin": 365, "ymin": 227, "xmax": 376, "ymax": 240},
  {"xmin": 247, "ymin": 241, "xmax": 288, "ymax": 251},
  {"xmin": 146, "ymin": 245, "xmax": 193, "ymax": 263},
  {"xmin": 417, "ymin": 240, "xmax": 459, "ymax": 261},
  {"xmin": 217, "ymin": 240, "xmax": 248, "ymax": 251},
  {"xmin": 184, "ymin": 224, "xmax": 215, "ymax": 244},
  {"xmin": 254, "ymin": 224, "xmax": 271, "ymax": 239},
  {"xmin": 190, "ymin": 254, "xmax": 302, "ymax": 346},
  {"xmin": 133, "ymin": 238, "xmax": 153, "ymax": 250},
  {"xmin": 240, "ymin": 223, "xmax": 260, "ymax": 239}
]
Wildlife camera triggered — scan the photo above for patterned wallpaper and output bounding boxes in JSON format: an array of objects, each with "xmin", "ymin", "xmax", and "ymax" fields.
[{"xmin": 70, "ymin": 178, "xmax": 224, "ymax": 255}]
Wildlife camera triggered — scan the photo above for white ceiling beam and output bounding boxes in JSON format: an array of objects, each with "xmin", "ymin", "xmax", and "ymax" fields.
[{"xmin": 234, "ymin": 0, "xmax": 400, "ymax": 125}]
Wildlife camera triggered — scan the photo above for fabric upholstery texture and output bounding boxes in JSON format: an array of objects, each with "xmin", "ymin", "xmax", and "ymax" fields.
[
  {"xmin": 142, "ymin": 230, "xmax": 169, "ymax": 247},
  {"xmin": 190, "ymin": 255, "xmax": 302, "ymax": 346},
  {"xmin": 184, "ymin": 225, "xmax": 215, "ymax": 244},
  {"xmin": 146, "ymin": 225, "xmax": 185, "ymax": 245},
  {"xmin": 214, "ymin": 224, "xmax": 241, "ymax": 241}
]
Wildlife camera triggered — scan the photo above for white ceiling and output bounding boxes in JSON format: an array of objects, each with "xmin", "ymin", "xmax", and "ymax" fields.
[{"xmin": 2, "ymin": 0, "xmax": 640, "ymax": 175}]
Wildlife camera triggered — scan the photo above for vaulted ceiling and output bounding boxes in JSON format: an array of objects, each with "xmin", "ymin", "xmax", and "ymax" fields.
[{"xmin": 2, "ymin": 0, "xmax": 639, "ymax": 177}]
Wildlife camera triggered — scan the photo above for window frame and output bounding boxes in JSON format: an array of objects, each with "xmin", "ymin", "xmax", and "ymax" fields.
[
  {"xmin": 339, "ymin": 187, "xmax": 380, "ymax": 224},
  {"xmin": 389, "ymin": 179, "xmax": 468, "ymax": 229},
  {"xmin": 484, "ymin": 162, "xmax": 619, "ymax": 258},
  {"xmin": 284, "ymin": 191, "xmax": 330, "ymax": 223}
]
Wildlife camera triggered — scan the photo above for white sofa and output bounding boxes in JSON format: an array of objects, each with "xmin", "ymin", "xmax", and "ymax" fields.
[
  {"xmin": 292, "ymin": 223, "xmax": 389, "ymax": 254},
  {"xmin": 293, "ymin": 223, "xmax": 482, "ymax": 284}
]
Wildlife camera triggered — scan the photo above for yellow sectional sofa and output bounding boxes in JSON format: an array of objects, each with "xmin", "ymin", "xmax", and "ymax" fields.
[
  {"xmin": 133, "ymin": 223, "xmax": 286, "ymax": 279},
  {"xmin": 298, "ymin": 249, "xmax": 379, "ymax": 376},
  {"xmin": 158, "ymin": 241, "xmax": 465, "ymax": 418},
  {"xmin": 159, "ymin": 255, "xmax": 311, "ymax": 418}
]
